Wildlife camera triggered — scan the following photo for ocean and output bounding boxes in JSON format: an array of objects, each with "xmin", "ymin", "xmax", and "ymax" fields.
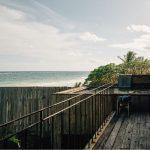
[{"xmin": 0, "ymin": 71, "xmax": 89, "ymax": 87}]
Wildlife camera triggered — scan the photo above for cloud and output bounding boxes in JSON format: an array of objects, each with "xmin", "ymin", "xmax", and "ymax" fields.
[
  {"xmin": 111, "ymin": 34, "xmax": 150, "ymax": 49},
  {"xmin": 111, "ymin": 25, "xmax": 150, "ymax": 55},
  {"xmin": 0, "ymin": 3, "xmax": 106, "ymax": 71},
  {"xmin": 127, "ymin": 24, "xmax": 150, "ymax": 33},
  {"xmin": 0, "ymin": 4, "xmax": 25, "ymax": 20},
  {"xmin": 79, "ymin": 32, "xmax": 106, "ymax": 42},
  {"xmin": 0, "ymin": 0, "xmax": 74, "ymax": 30}
]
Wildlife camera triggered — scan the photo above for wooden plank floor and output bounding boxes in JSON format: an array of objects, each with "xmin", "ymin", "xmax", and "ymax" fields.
[{"xmin": 94, "ymin": 112, "xmax": 150, "ymax": 149}]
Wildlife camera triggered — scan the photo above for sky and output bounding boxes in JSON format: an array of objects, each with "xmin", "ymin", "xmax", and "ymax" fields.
[{"xmin": 0, "ymin": 0, "xmax": 150, "ymax": 71}]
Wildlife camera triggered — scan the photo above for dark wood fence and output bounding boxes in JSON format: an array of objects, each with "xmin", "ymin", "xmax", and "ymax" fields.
[
  {"xmin": 0, "ymin": 87, "xmax": 70, "ymax": 124},
  {"xmin": 0, "ymin": 84, "xmax": 115, "ymax": 149},
  {"xmin": 110, "ymin": 93, "xmax": 150, "ymax": 112}
]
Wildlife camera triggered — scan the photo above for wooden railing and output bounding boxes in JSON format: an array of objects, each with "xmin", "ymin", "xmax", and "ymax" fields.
[{"xmin": 0, "ymin": 84, "xmax": 114, "ymax": 149}]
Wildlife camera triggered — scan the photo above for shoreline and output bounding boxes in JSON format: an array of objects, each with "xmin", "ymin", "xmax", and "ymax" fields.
[{"xmin": 0, "ymin": 71, "xmax": 89, "ymax": 87}]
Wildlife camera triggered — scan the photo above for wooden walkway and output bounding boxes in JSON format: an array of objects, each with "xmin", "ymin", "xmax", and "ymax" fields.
[{"xmin": 94, "ymin": 112, "xmax": 150, "ymax": 149}]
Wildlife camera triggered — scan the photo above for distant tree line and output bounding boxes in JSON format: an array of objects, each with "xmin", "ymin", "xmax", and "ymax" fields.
[{"xmin": 85, "ymin": 51, "xmax": 150, "ymax": 87}]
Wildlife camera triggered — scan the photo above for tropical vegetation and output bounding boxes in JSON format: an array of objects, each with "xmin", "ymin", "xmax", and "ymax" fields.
[{"xmin": 85, "ymin": 51, "xmax": 150, "ymax": 87}]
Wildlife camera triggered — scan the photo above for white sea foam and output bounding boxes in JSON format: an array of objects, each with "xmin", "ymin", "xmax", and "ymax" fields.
[{"xmin": 0, "ymin": 71, "xmax": 89, "ymax": 87}]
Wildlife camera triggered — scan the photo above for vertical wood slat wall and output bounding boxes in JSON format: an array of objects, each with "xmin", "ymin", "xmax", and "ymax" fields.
[
  {"xmin": 0, "ymin": 87, "xmax": 70, "ymax": 125},
  {"xmin": 0, "ymin": 86, "xmax": 114, "ymax": 149}
]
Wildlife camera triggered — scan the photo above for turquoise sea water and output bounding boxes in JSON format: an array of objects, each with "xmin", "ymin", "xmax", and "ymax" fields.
[{"xmin": 0, "ymin": 71, "xmax": 89, "ymax": 87}]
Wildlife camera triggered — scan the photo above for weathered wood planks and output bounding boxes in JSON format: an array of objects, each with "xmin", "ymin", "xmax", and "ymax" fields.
[
  {"xmin": 0, "ymin": 87, "xmax": 70, "ymax": 124},
  {"xmin": 104, "ymin": 114, "xmax": 124, "ymax": 149},
  {"xmin": 94, "ymin": 112, "xmax": 150, "ymax": 150}
]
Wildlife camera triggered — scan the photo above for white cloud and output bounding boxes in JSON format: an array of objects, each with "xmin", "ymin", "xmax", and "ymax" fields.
[
  {"xmin": 0, "ymin": 4, "xmax": 25, "ymax": 20},
  {"xmin": 111, "ymin": 25, "xmax": 150, "ymax": 56},
  {"xmin": 79, "ymin": 32, "xmax": 106, "ymax": 42},
  {"xmin": 111, "ymin": 34, "xmax": 150, "ymax": 49},
  {"xmin": 0, "ymin": 4, "xmax": 106, "ymax": 71},
  {"xmin": 127, "ymin": 24, "xmax": 150, "ymax": 33}
]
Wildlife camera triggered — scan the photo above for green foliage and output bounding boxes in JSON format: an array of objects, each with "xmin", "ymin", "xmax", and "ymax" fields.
[
  {"xmin": 74, "ymin": 82, "xmax": 82, "ymax": 87},
  {"xmin": 85, "ymin": 63, "xmax": 119, "ymax": 87},
  {"xmin": 85, "ymin": 51, "xmax": 150, "ymax": 87},
  {"xmin": 8, "ymin": 136, "xmax": 21, "ymax": 148}
]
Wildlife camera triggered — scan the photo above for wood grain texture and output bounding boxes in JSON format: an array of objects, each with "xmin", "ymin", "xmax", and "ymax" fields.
[{"xmin": 94, "ymin": 112, "xmax": 150, "ymax": 149}]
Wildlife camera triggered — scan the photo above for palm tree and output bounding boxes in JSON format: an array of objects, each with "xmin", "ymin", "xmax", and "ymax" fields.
[
  {"xmin": 118, "ymin": 51, "xmax": 150, "ymax": 74},
  {"xmin": 117, "ymin": 51, "xmax": 137, "ymax": 74},
  {"xmin": 118, "ymin": 51, "xmax": 136, "ymax": 64},
  {"xmin": 85, "ymin": 50, "xmax": 150, "ymax": 87}
]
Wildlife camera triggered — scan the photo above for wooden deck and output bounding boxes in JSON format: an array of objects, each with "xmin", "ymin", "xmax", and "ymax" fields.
[{"xmin": 94, "ymin": 112, "xmax": 150, "ymax": 149}]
